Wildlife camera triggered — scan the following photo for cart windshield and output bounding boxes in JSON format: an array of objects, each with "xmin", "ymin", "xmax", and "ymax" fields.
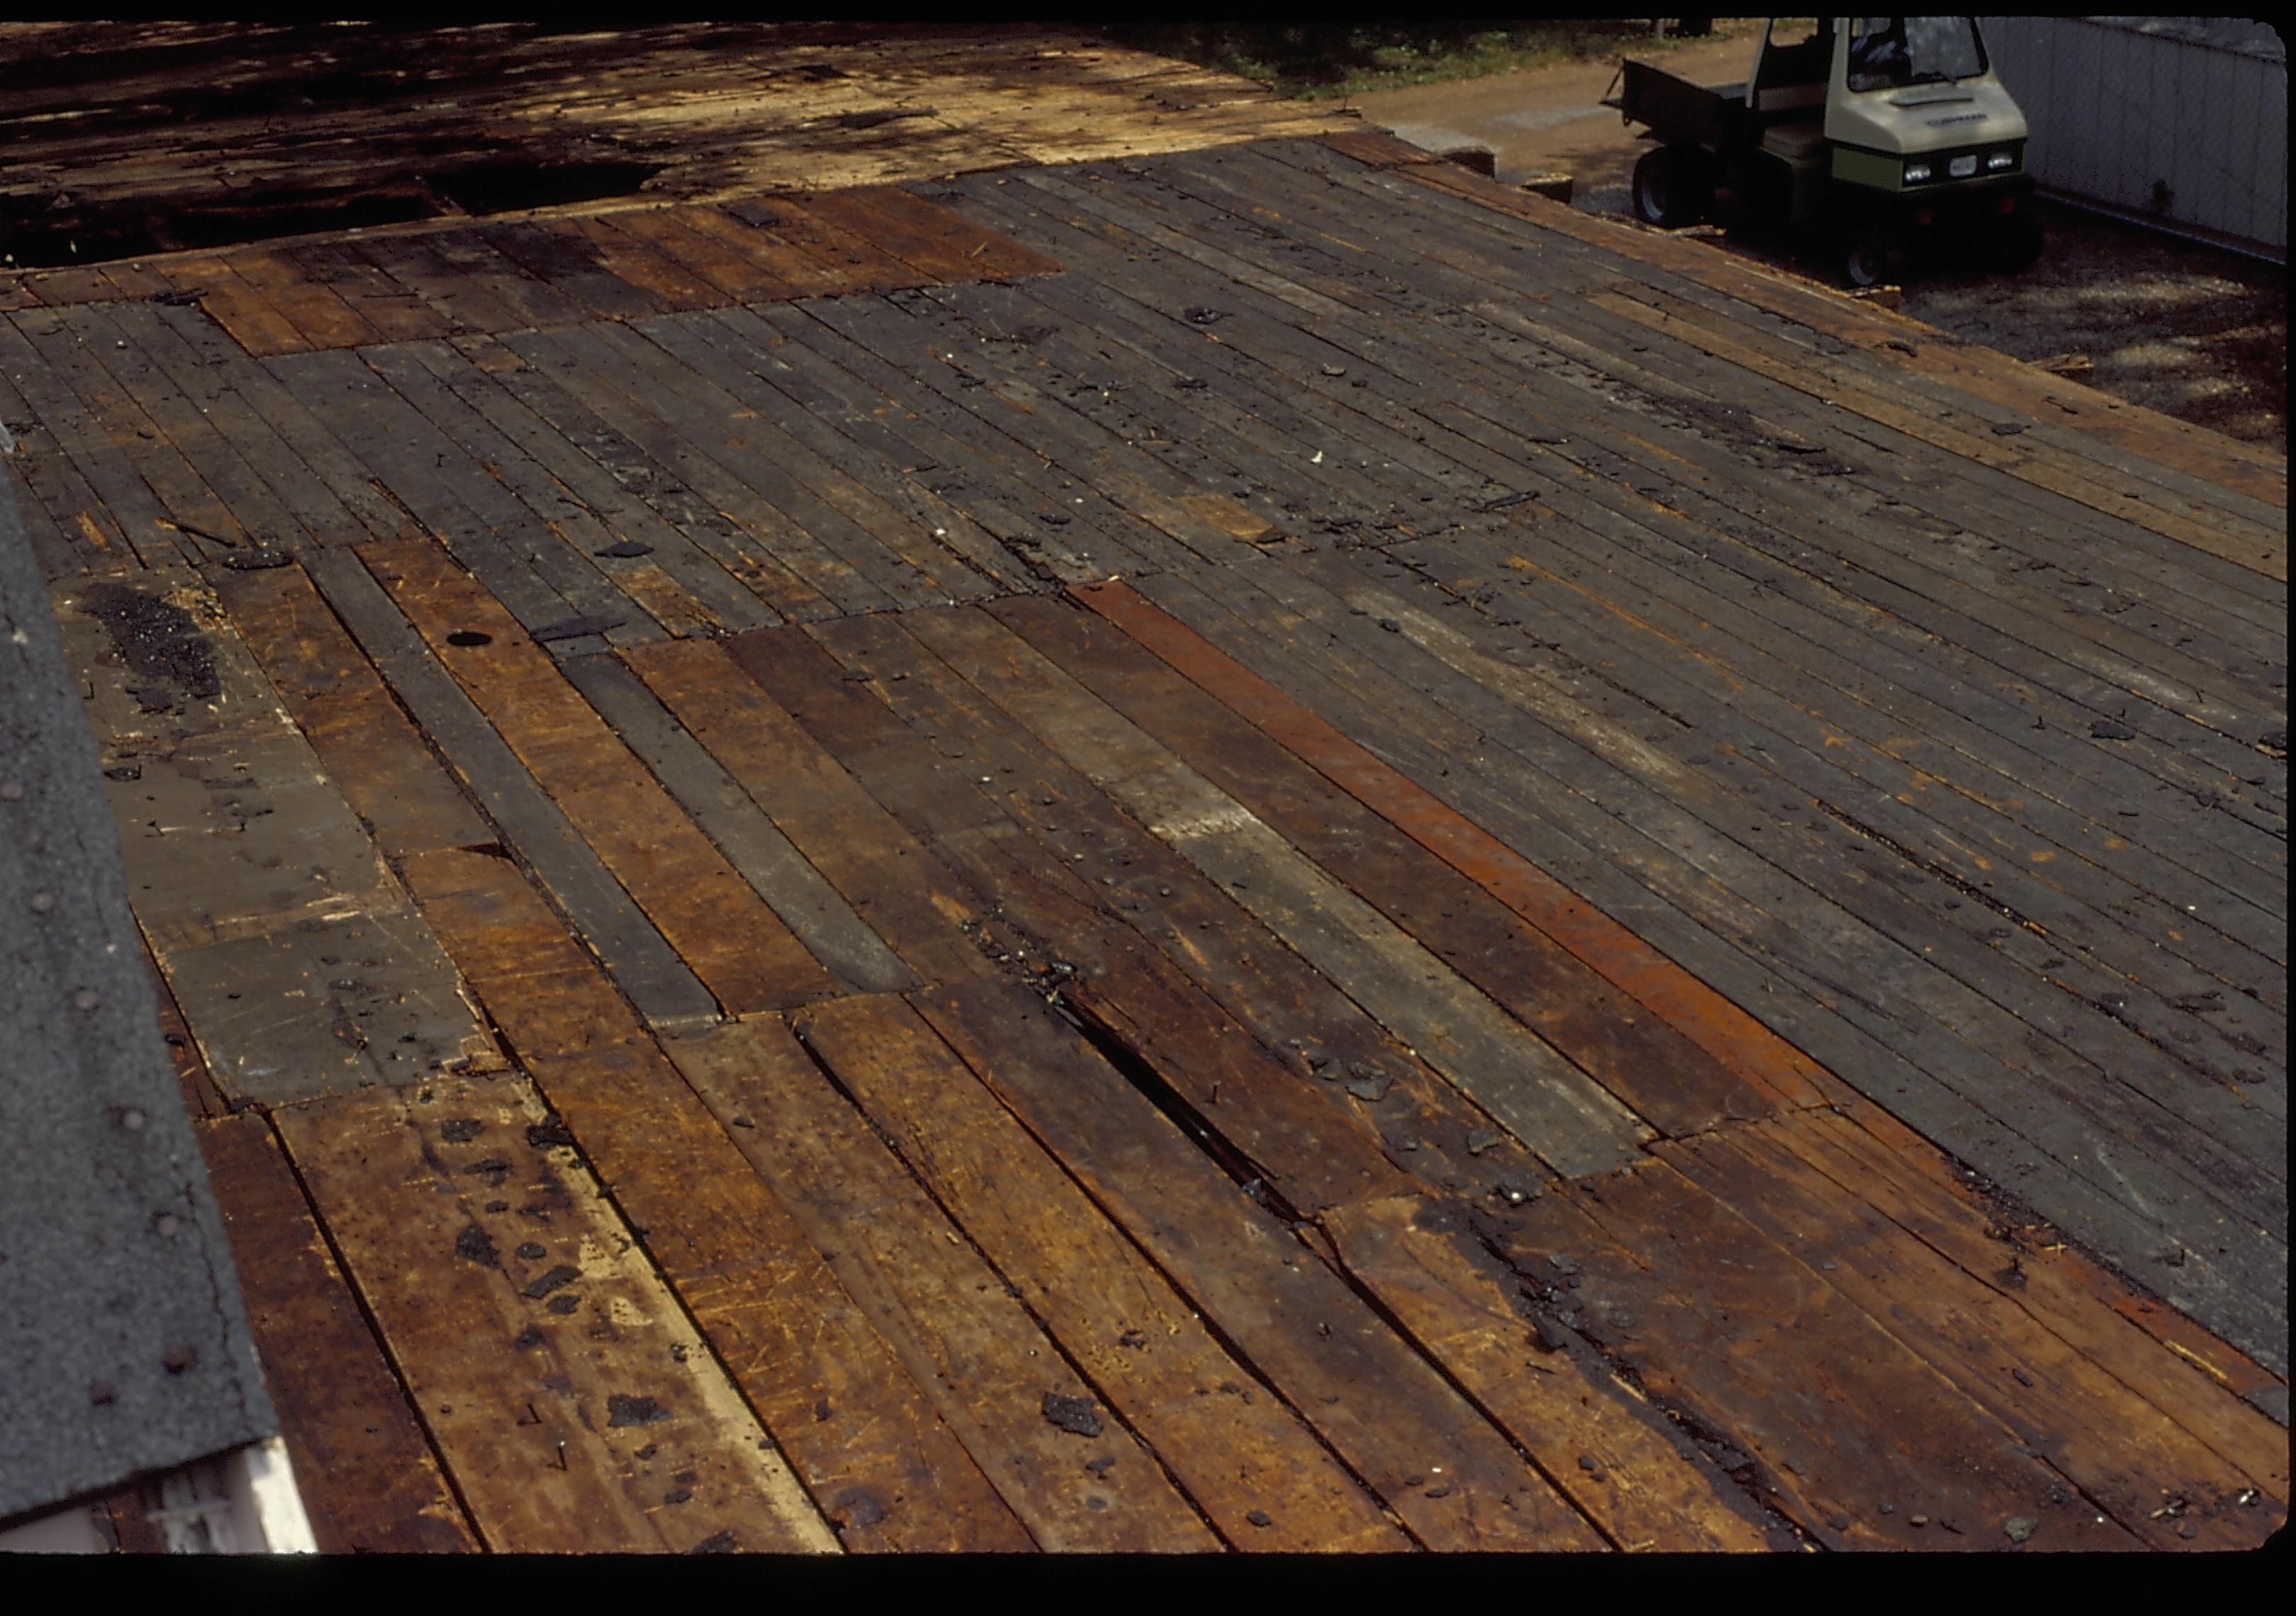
[{"xmin": 1846, "ymin": 17, "xmax": 1988, "ymax": 91}]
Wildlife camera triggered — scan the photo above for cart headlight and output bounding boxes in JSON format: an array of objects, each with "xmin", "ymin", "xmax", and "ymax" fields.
[
  {"xmin": 1986, "ymin": 150, "xmax": 2015, "ymax": 171},
  {"xmin": 1903, "ymin": 162, "xmax": 1932, "ymax": 184},
  {"xmin": 1947, "ymin": 153, "xmax": 1979, "ymax": 178}
]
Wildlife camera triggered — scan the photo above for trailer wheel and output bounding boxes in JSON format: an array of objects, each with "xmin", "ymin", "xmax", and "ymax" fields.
[{"xmin": 1633, "ymin": 147, "xmax": 1709, "ymax": 228}]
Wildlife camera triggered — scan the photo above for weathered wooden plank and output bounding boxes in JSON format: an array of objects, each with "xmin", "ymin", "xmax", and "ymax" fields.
[
  {"xmin": 225, "ymin": 247, "xmax": 386, "ymax": 352},
  {"xmin": 1318, "ymin": 1194, "xmax": 1781, "ymax": 1552},
  {"xmin": 1124, "ymin": 564, "xmax": 2285, "ymax": 1368},
  {"xmin": 760, "ymin": 610, "xmax": 1484, "ymax": 1211},
  {"xmin": 558, "ymin": 651, "xmax": 917, "ymax": 996},
  {"xmin": 597, "ymin": 206, "xmax": 801, "ymax": 303},
  {"xmin": 1071, "ymin": 578, "xmax": 1834, "ymax": 1111},
  {"xmin": 272, "ymin": 1074, "xmax": 841, "ymax": 1554},
  {"xmin": 1000, "ymin": 589, "xmax": 1779, "ymax": 1138},
  {"xmin": 152, "ymin": 254, "xmax": 310, "ymax": 357},
  {"xmin": 580, "ymin": 315, "xmax": 994, "ymax": 605},
  {"xmin": 795, "ymin": 992, "xmax": 1414, "ymax": 1552},
  {"xmin": 633, "ymin": 634, "xmax": 992, "ymax": 987},
  {"xmin": 798, "ymin": 185, "xmax": 1062, "ymax": 282},
  {"xmin": 359, "ymin": 535, "xmax": 838, "ymax": 1015},
  {"xmin": 480, "ymin": 220, "xmax": 671, "ymax": 323},
  {"xmin": 625, "ymin": 310, "xmax": 1028, "ymax": 596},
  {"xmin": 1784, "ymin": 1105, "xmax": 2290, "ymax": 1496},
  {"xmin": 299, "ymin": 544, "xmax": 719, "ymax": 1029},
  {"xmin": 1659, "ymin": 1117, "xmax": 2283, "ymax": 1547},
  {"xmin": 210, "ymin": 561, "xmax": 494, "ymax": 858},
  {"xmin": 444, "ymin": 332, "xmax": 836, "ymax": 627},
  {"xmin": 677, "ymin": 203, "xmax": 865, "ymax": 299},
  {"xmin": 902, "ymin": 603, "xmax": 1655, "ymax": 1178},
  {"xmin": 287, "ymin": 240, "xmax": 456, "ymax": 344},
  {"xmin": 559, "ymin": 215, "xmax": 730, "ymax": 311},
  {"xmin": 1379, "ymin": 155, "xmax": 2289, "ymax": 510},
  {"xmin": 55, "ymin": 564, "xmax": 497, "ymax": 1104},
  {"xmin": 1496, "ymin": 1160, "xmax": 2142, "ymax": 1551},
  {"xmin": 398, "ymin": 846, "xmax": 1039, "ymax": 1552},
  {"xmin": 194, "ymin": 1112, "xmax": 479, "ymax": 1552},
  {"xmin": 353, "ymin": 340, "xmax": 728, "ymax": 641},
  {"xmin": 262, "ymin": 347, "xmax": 605, "ymax": 639},
  {"xmin": 736, "ymin": 196, "xmax": 935, "ymax": 293},
  {"xmin": 500, "ymin": 323, "xmax": 906, "ymax": 616},
  {"xmin": 912, "ymin": 975, "xmax": 1607, "ymax": 1551},
  {"xmin": 663, "ymin": 1016, "xmax": 1220, "ymax": 1552}
]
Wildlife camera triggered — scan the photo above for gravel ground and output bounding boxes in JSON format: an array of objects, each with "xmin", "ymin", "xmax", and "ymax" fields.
[{"xmin": 1352, "ymin": 43, "xmax": 2287, "ymax": 449}]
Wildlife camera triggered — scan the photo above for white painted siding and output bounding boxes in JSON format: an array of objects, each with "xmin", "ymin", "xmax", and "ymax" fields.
[{"xmin": 1977, "ymin": 16, "xmax": 2286, "ymax": 257}]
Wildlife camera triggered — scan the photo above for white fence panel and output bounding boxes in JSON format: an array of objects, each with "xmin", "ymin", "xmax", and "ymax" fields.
[{"xmin": 1977, "ymin": 16, "xmax": 2286, "ymax": 259}]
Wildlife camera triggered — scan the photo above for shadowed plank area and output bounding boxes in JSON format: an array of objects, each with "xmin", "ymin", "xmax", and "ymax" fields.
[{"xmin": 5, "ymin": 94, "xmax": 2285, "ymax": 1554}]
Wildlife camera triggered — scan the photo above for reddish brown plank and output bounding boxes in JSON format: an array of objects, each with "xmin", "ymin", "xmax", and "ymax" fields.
[
  {"xmin": 225, "ymin": 247, "xmax": 387, "ymax": 351},
  {"xmin": 151, "ymin": 257, "xmax": 311, "ymax": 357},
  {"xmin": 599, "ymin": 207, "xmax": 802, "ymax": 303},
  {"xmin": 195, "ymin": 1112, "xmax": 479, "ymax": 1553}
]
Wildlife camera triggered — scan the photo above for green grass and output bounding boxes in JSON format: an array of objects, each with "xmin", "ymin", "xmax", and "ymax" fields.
[{"xmin": 1100, "ymin": 18, "xmax": 1765, "ymax": 101}]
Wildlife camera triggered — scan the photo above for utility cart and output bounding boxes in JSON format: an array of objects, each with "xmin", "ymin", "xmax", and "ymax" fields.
[{"xmin": 1603, "ymin": 16, "xmax": 2042, "ymax": 285}]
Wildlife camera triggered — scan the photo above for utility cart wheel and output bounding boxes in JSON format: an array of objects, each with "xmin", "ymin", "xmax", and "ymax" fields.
[
  {"xmin": 1992, "ymin": 207, "xmax": 2044, "ymax": 272},
  {"xmin": 1842, "ymin": 230, "xmax": 1901, "ymax": 288},
  {"xmin": 1632, "ymin": 146, "xmax": 1709, "ymax": 228}
]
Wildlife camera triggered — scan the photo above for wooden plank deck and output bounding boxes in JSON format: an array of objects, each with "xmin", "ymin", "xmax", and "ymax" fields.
[{"xmin": 4, "ymin": 129, "xmax": 2284, "ymax": 1554}]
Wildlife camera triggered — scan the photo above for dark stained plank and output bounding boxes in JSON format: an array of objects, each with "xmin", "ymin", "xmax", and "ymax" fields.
[
  {"xmin": 398, "ymin": 846, "xmax": 1040, "ymax": 1552},
  {"xmin": 210, "ymin": 561, "xmax": 495, "ymax": 859},
  {"xmin": 996, "ymin": 589, "xmax": 1779, "ymax": 1138},
  {"xmin": 359, "ymin": 535, "xmax": 839, "ymax": 1015},
  {"xmin": 298, "ymin": 544, "xmax": 719, "ymax": 1029},
  {"xmin": 288, "ymin": 240, "xmax": 456, "ymax": 344},
  {"xmin": 272, "ymin": 1073, "xmax": 843, "ymax": 1554},
  {"xmin": 663, "ymin": 1016, "xmax": 1222, "ymax": 1552},
  {"xmin": 755, "ymin": 610, "xmax": 1476, "ymax": 1211},
  {"xmin": 1317, "ymin": 1194, "xmax": 1782, "ymax": 1552},
  {"xmin": 558, "ymin": 651, "xmax": 917, "ymax": 996},
  {"xmin": 900, "ymin": 602, "xmax": 1654, "ymax": 1178},
  {"xmin": 1071, "ymin": 578, "xmax": 1834, "ymax": 1113},
  {"xmin": 1658, "ymin": 1118, "xmax": 2284, "ymax": 1547},
  {"xmin": 194, "ymin": 1113, "xmax": 479, "ymax": 1553},
  {"xmin": 632, "ymin": 634, "xmax": 994, "ymax": 988},
  {"xmin": 796, "ymin": 992, "xmax": 1411, "ymax": 1552},
  {"xmin": 442, "ymin": 332, "xmax": 838, "ymax": 627},
  {"xmin": 800, "ymin": 606, "xmax": 1602, "ymax": 1206}
]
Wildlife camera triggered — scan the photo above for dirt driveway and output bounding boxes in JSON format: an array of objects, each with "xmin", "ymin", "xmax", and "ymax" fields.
[{"xmin": 1351, "ymin": 37, "xmax": 2287, "ymax": 447}]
